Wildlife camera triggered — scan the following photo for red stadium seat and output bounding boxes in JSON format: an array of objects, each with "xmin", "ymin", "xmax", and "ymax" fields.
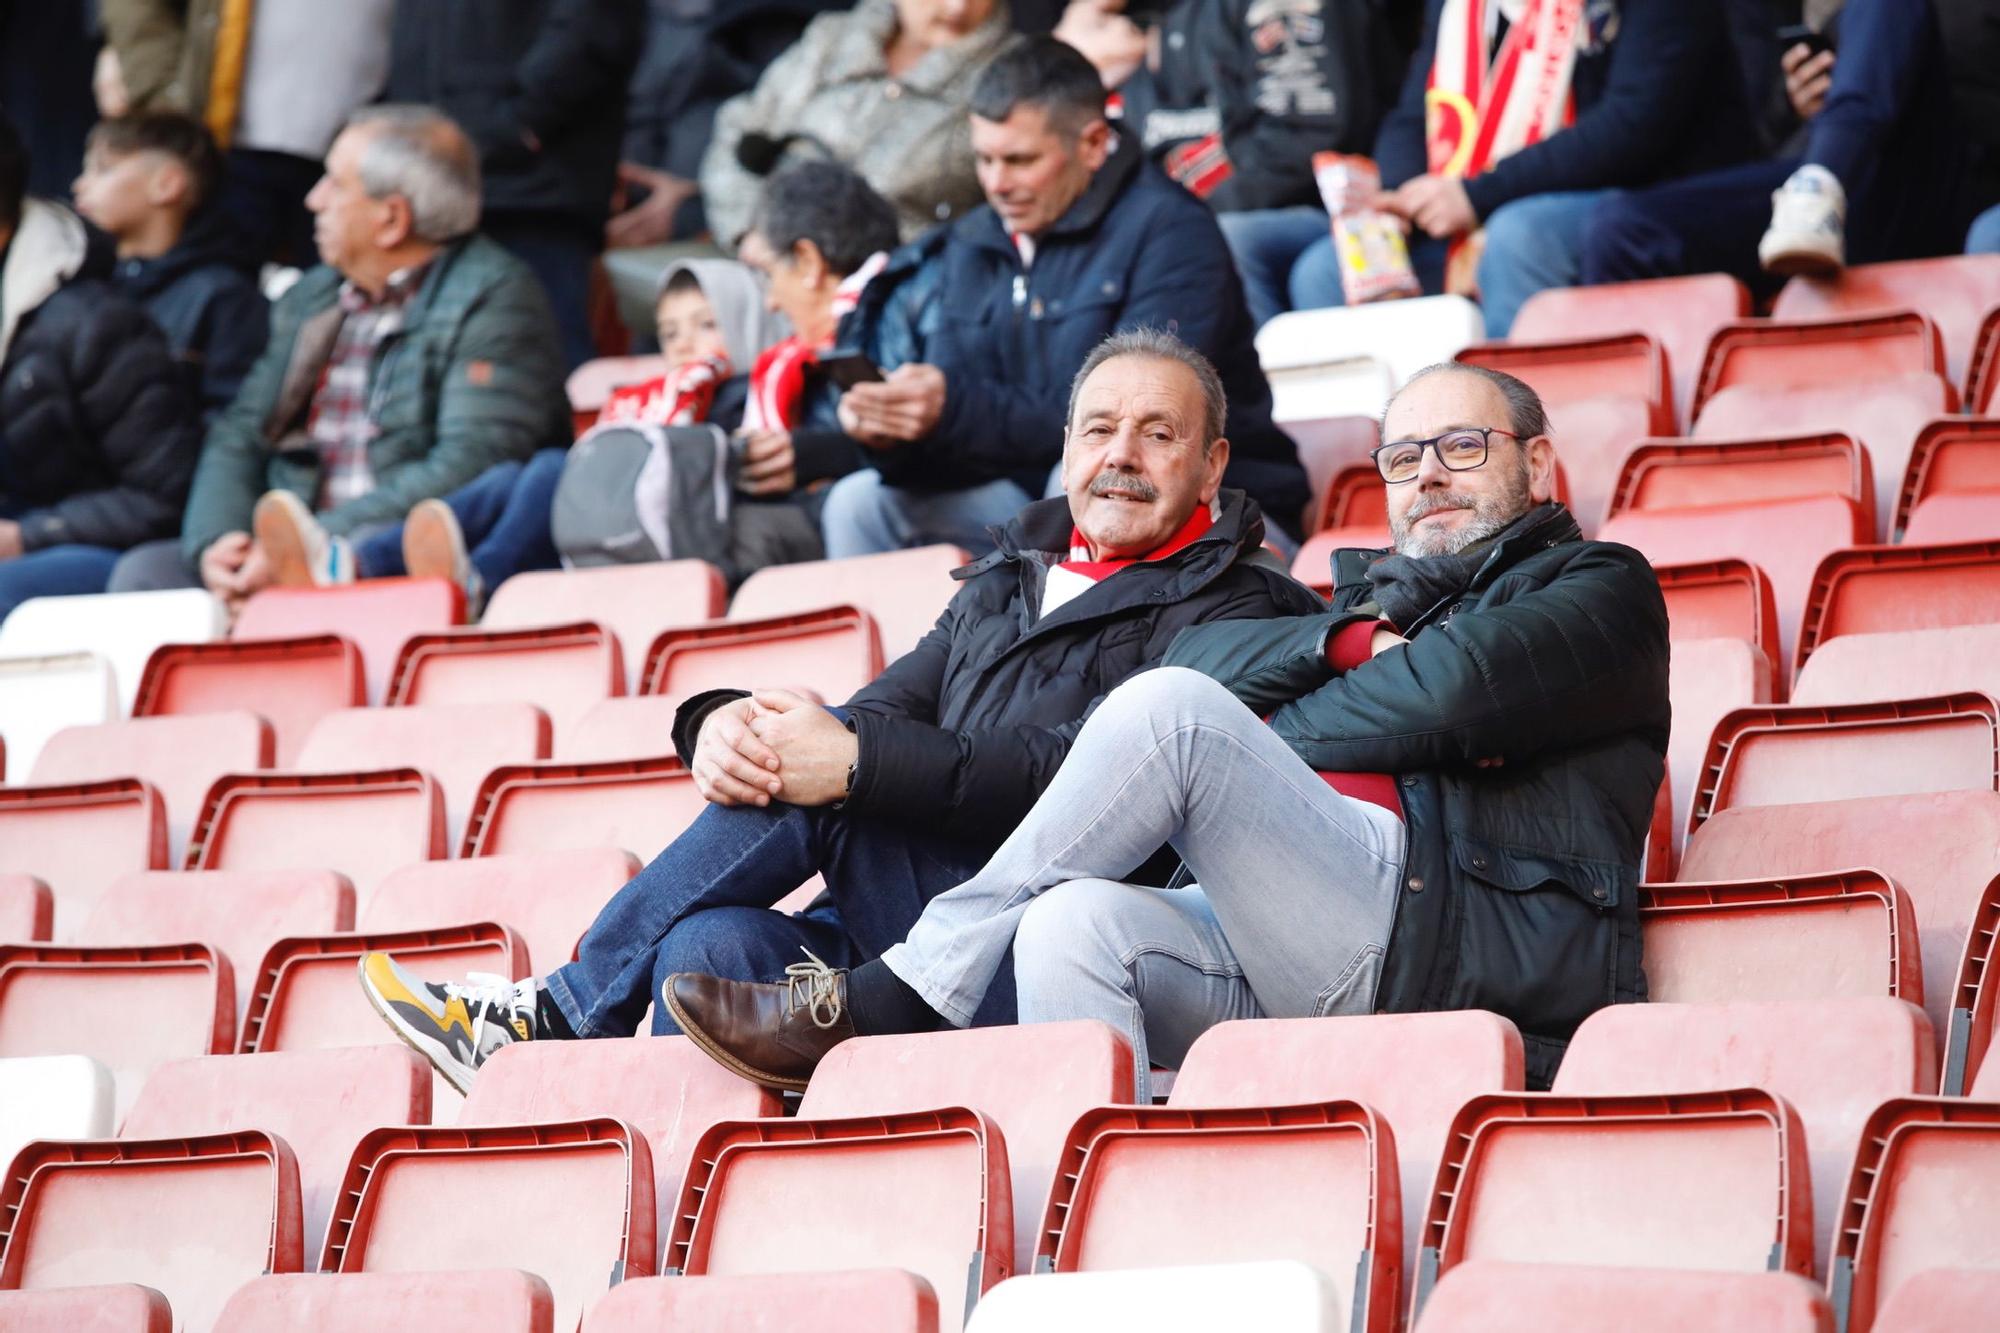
[
  {"xmin": 1543, "ymin": 393, "xmax": 1654, "ymax": 537},
  {"xmin": 1554, "ymin": 997, "xmax": 1934, "ymax": 1271},
  {"xmin": 125, "ymin": 1046, "xmax": 428, "ymax": 1266},
  {"xmin": 1413, "ymin": 1089, "xmax": 1810, "ymax": 1323},
  {"xmin": 0, "ymin": 1131, "xmax": 303, "ymax": 1331},
  {"xmin": 566, "ymin": 354, "xmax": 667, "ymax": 437},
  {"xmin": 1771, "ymin": 255, "xmax": 2000, "ymax": 387},
  {"xmin": 0, "ymin": 780, "xmax": 167, "ymax": 941},
  {"xmin": 1903, "ymin": 492, "xmax": 2000, "ymax": 544},
  {"xmin": 1869, "ymin": 1269, "xmax": 2000, "ymax": 1333},
  {"xmin": 1032, "ymin": 1101, "xmax": 1398, "ymax": 1333},
  {"xmin": 298, "ymin": 702, "xmax": 551, "ymax": 847},
  {"xmin": 0, "ymin": 875, "xmax": 51, "ymax": 943},
  {"xmin": 1680, "ymin": 791, "xmax": 2000, "ymax": 1076},
  {"xmin": 1283, "ymin": 415, "xmax": 1379, "ymax": 534},
  {"xmin": 184, "ymin": 769, "xmax": 445, "ymax": 896},
  {"xmin": 386, "ymin": 622, "xmax": 624, "ymax": 745},
  {"xmin": 799, "ymin": 1021, "xmax": 1135, "ymax": 1271},
  {"xmin": 1694, "ymin": 372, "xmax": 1952, "ymax": 543},
  {"xmin": 0, "ymin": 1285, "xmax": 173, "ymax": 1332},
  {"xmin": 483, "ymin": 561, "xmax": 728, "ymax": 692},
  {"xmin": 1606, "ymin": 433, "xmax": 1873, "ymax": 535},
  {"xmin": 133, "ymin": 634, "xmax": 365, "ymax": 766},
  {"xmin": 1458, "ymin": 332, "xmax": 1671, "ymax": 429},
  {"xmin": 731, "ymin": 545, "xmax": 970, "ymax": 664},
  {"xmin": 589, "ymin": 1270, "xmax": 937, "ymax": 1333},
  {"xmin": 558, "ymin": 695, "xmax": 687, "ymax": 762},
  {"xmin": 1510, "ymin": 273, "xmax": 1751, "ymax": 427},
  {"xmin": 1641, "ymin": 871, "xmax": 1922, "ymax": 1006},
  {"xmin": 1796, "ymin": 540, "xmax": 2000, "ymax": 679},
  {"xmin": 1941, "ymin": 870, "xmax": 2000, "ymax": 1096},
  {"xmin": 29, "ymin": 711, "xmax": 273, "ymax": 861},
  {"xmin": 217, "ymin": 1271, "xmax": 556, "ymax": 1333},
  {"xmin": 1655, "ymin": 559, "xmax": 1779, "ymax": 669},
  {"xmin": 1893, "ymin": 419, "xmax": 2000, "ymax": 538},
  {"xmin": 1665, "ymin": 638, "xmax": 1772, "ymax": 854},
  {"xmin": 1167, "ymin": 1012, "xmax": 1523, "ymax": 1281},
  {"xmin": 361, "ymin": 848, "xmax": 638, "ymax": 975},
  {"xmin": 1414, "ymin": 1263, "xmax": 1834, "ymax": 1333},
  {"xmin": 1688, "ymin": 694, "xmax": 2000, "ymax": 837},
  {"xmin": 1828, "ymin": 1095, "xmax": 2000, "ymax": 1333},
  {"xmin": 1794, "ymin": 624, "xmax": 2000, "ymax": 707},
  {"xmin": 1969, "ymin": 306, "xmax": 2000, "ymax": 414},
  {"xmin": 459, "ymin": 755, "xmax": 704, "ymax": 861},
  {"xmin": 320, "ymin": 1119, "xmax": 654, "ymax": 1332},
  {"xmin": 462, "ymin": 1035, "xmax": 780, "ymax": 1242},
  {"xmin": 665, "ymin": 1108, "xmax": 1011, "ymax": 1333},
  {"xmin": 1692, "ymin": 311, "xmax": 1947, "ymax": 417},
  {"xmin": 639, "ymin": 607, "xmax": 884, "ymax": 707},
  {"xmin": 234, "ymin": 578, "xmax": 463, "ymax": 705}
]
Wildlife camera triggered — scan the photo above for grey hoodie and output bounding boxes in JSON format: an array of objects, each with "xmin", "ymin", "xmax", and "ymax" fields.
[{"xmin": 657, "ymin": 256, "xmax": 790, "ymax": 376}]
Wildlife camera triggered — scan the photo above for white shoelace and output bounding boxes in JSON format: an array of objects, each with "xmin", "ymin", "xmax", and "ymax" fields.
[
  {"xmin": 452, "ymin": 971, "xmax": 535, "ymax": 1048},
  {"xmin": 783, "ymin": 950, "xmax": 844, "ymax": 1029}
]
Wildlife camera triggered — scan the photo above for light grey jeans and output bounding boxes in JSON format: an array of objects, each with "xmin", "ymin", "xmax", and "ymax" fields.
[
  {"xmin": 881, "ymin": 666, "xmax": 1407, "ymax": 1097},
  {"xmin": 819, "ymin": 470, "xmax": 1033, "ymax": 558}
]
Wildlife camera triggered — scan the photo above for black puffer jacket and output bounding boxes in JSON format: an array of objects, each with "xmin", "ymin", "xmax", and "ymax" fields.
[
  {"xmin": 674, "ymin": 489, "xmax": 1326, "ymax": 846},
  {"xmin": 1165, "ymin": 504, "xmax": 1669, "ymax": 1084},
  {"xmin": 109, "ymin": 212, "xmax": 269, "ymax": 424},
  {"xmin": 1, "ymin": 260, "xmax": 203, "ymax": 552}
]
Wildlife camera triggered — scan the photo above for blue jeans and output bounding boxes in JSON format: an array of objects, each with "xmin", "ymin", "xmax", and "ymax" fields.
[
  {"xmin": 352, "ymin": 448, "xmax": 566, "ymax": 590},
  {"xmin": 1969, "ymin": 204, "xmax": 2000, "ymax": 254},
  {"xmin": 542, "ymin": 772, "xmax": 1006, "ymax": 1038},
  {"xmin": 1279, "ymin": 228, "xmax": 1450, "ymax": 318},
  {"xmin": 1218, "ymin": 206, "xmax": 1336, "ymax": 329},
  {"xmin": 0, "ymin": 544, "xmax": 123, "ymax": 622},
  {"xmin": 819, "ymin": 470, "xmax": 1031, "ymax": 559}
]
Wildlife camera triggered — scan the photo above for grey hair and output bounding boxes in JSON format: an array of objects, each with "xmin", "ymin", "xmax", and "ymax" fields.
[
  {"xmin": 1065, "ymin": 328, "xmax": 1227, "ymax": 453},
  {"xmin": 1387, "ymin": 362, "xmax": 1551, "ymax": 442},
  {"xmin": 345, "ymin": 105, "xmax": 482, "ymax": 242}
]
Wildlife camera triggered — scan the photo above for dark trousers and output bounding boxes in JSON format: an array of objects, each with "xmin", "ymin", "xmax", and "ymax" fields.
[
  {"xmin": 218, "ymin": 148, "xmax": 324, "ymax": 270},
  {"xmin": 1582, "ymin": 0, "xmax": 1972, "ymax": 294},
  {"xmin": 351, "ymin": 447, "xmax": 566, "ymax": 590},
  {"xmin": 485, "ymin": 212, "xmax": 600, "ymax": 371}
]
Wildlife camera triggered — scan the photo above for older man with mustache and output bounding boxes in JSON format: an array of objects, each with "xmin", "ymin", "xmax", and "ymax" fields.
[
  {"xmin": 358, "ymin": 329, "xmax": 1325, "ymax": 1092},
  {"xmin": 664, "ymin": 362, "xmax": 1671, "ymax": 1094}
]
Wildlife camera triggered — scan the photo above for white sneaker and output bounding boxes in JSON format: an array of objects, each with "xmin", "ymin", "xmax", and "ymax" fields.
[
  {"xmin": 1759, "ymin": 164, "xmax": 1847, "ymax": 277},
  {"xmin": 402, "ymin": 498, "xmax": 486, "ymax": 616},
  {"xmin": 358, "ymin": 952, "xmax": 537, "ymax": 1094},
  {"xmin": 253, "ymin": 489, "xmax": 355, "ymax": 587}
]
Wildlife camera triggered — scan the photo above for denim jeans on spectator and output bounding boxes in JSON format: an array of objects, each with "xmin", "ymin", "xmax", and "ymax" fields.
[
  {"xmin": 819, "ymin": 470, "xmax": 1032, "ymax": 558},
  {"xmin": 1969, "ymin": 204, "xmax": 2000, "ymax": 254},
  {"xmin": 1280, "ymin": 230, "xmax": 1449, "ymax": 316},
  {"xmin": 350, "ymin": 447, "xmax": 566, "ymax": 589},
  {"xmin": 1473, "ymin": 189, "xmax": 1614, "ymax": 336},
  {"xmin": 1217, "ymin": 206, "xmax": 1334, "ymax": 329},
  {"xmin": 0, "ymin": 544, "xmax": 123, "ymax": 621},
  {"xmin": 879, "ymin": 666, "xmax": 1405, "ymax": 1098}
]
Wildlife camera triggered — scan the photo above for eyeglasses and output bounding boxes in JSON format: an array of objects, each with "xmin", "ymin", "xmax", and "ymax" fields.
[{"xmin": 1371, "ymin": 427, "xmax": 1519, "ymax": 484}]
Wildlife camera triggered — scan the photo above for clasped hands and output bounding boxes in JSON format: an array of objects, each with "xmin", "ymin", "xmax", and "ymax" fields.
[{"xmin": 690, "ymin": 690, "xmax": 858, "ymax": 808}]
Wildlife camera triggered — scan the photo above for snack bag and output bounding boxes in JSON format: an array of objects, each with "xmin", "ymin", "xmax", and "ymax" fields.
[{"xmin": 1314, "ymin": 152, "xmax": 1421, "ymax": 305}]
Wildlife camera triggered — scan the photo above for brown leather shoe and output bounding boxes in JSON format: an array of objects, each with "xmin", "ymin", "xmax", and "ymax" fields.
[{"xmin": 664, "ymin": 951, "xmax": 855, "ymax": 1092}]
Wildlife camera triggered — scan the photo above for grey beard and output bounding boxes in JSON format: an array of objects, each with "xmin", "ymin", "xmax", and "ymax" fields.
[{"xmin": 1391, "ymin": 467, "xmax": 1534, "ymax": 558}]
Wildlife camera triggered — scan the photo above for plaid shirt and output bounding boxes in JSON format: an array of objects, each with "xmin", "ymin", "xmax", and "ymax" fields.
[{"xmin": 307, "ymin": 263, "xmax": 430, "ymax": 510}]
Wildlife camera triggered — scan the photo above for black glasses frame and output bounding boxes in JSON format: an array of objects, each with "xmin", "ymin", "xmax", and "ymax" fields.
[{"xmin": 1371, "ymin": 426, "xmax": 1521, "ymax": 483}]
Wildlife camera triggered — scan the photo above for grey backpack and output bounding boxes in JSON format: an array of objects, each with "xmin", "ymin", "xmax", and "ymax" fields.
[{"xmin": 551, "ymin": 421, "xmax": 738, "ymax": 567}]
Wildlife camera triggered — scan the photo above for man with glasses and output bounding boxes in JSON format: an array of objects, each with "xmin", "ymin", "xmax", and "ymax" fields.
[{"xmin": 666, "ymin": 362, "xmax": 1670, "ymax": 1093}]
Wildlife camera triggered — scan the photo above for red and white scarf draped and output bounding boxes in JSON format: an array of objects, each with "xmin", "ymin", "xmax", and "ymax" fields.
[
  {"xmin": 1425, "ymin": 0, "xmax": 1584, "ymax": 294},
  {"xmin": 1041, "ymin": 503, "xmax": 1216, "ymax": 616},
  {"xmin": 744, "ymin": 250, "xmax": 891, "ymax": 435}
]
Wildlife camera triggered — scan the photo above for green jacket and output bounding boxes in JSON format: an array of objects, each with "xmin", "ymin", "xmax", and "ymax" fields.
[{"xmin": 180, "ymin": 234, "xmax": 568, "ymax": 563}]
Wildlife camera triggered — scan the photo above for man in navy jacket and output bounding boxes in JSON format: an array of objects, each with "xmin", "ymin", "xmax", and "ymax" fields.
[{"xmin": 823, "ymin": 36, "xmax": 1310, "ymax": 555}]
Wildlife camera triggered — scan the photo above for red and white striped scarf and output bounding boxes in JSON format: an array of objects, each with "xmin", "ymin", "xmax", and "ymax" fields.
[{"xmin": 743, "ymin": 250, "xmax": 891, "ymax": 434}]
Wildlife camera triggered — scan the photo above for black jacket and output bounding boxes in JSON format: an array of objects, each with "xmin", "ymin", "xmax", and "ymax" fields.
[
  {"xmin": 674, "ymin": 489, "xmax": 1326, "ymax": 847},
  {"xmin": 1165, "ymin": 504, "xmax": 1669, "ymax": 1084},
  {"xmin": 0, "ymin": 253, "xmax": 203, "ymax": 552},
  {"xmin": 1120, "ymin": 0, "xmax": 1402, "ymax": 213},
  {"xmin": 1376, "ymin": 0, "xmax": 1753, "ymax": 220},
  {"xmin": 844, "ymin": 139, "xmax": 1312, "ymax": 538},
  {"xmin": 108, "ymin": 213, "xmax": 269, "ymax": 425},
  {"xmin": 386, "ymin": 0, "xmax": 645, "ymax": 228}
]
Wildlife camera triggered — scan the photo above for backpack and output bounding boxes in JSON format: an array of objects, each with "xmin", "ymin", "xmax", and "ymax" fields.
[{"xmin": 550, "ymin": 421, "xmax": 740, "ymax": 567}]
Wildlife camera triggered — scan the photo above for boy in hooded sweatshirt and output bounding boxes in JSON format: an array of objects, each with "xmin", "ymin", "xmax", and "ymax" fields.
[{"xmin": 71, "ymin": 111, "xmax": 268, "ymax": 424}]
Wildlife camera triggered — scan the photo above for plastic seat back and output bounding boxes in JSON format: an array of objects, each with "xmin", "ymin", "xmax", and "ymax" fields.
[
  {"xmin": 320, "ymin": 1119, "xmax": 652, "ymax": 1332},
  {"xmin": 299, "ymin": 702, "xmax": 550, "ymax": 848},
  {"xmin": 1894, "ymin": 419, "xmax": 2000, "ymax": 537},
  {"xmin": 234, "ymin": 579, "xmax": 462, "ymax": 704},
  {"xmin": 1656, "ymin": 559, "xmax": 1778, "ymax": 666},
  {"xmin": 1283, "ymin": 415, "xmax": 1379, "ymax": 534},
  {"xmin": 1665, "ymin": 638, "xmax": 1772, "ymax": 854},
  {"xmin": 1641, "ymin": 871, "xmax": 1921, "ymax": 1006},
  {"xmin": 1457, "ymin": 334, "xmax": 1670, "ymax": 432},
  {"xmin": 1973, "ymin": 306, "xmax": 2000, "ymax": 414},
  {"xmin": 0, "ymin": 1055, "xmax": 114, "ymax": 1174},
  {"xmin": 0, "ymin": 651, "xmax": 118, "ymax": 778},
  {"xmin": 1904, "ymin": 492, "xmax": 2000, "ymax": 544},
  {"xmin": 731, "ymin": 545, "xmax": 969, "ymax": 664},
  {"xmin": 1693, "ymin": 312, "xmax": 1946, "ymax": 416},
  {"xmin": 0, "ymin": 588, "xmax": 227, "ymax": 715},
  {"xmin": 1608, "ymin": 433, "xmax": 1872, "ymax": 532},
  {"xmin": 134, "ymin": 635, "xmax": 365, "ymax": 766},
  {"xmin": 1258, "ymin": 296, "xmax": 1484, "ymax": 417},
  {"xmin": 1555, "ymin": 997, "xmax": 1934, "ymax": 1272},
  {"xmin": 459, "ymin": 756, "xmax": 703, "ymax": 861},
  {"xmin": 361, "ymin": 848, "xmax": 637, "ymax": 975},
  {"xmin": 387, "ymin": 622, "xmax": 623, "ymax": 746},
  {"xmin": 590, "ymin": 1269, "xmax": 938, "ymax": 1333},
  {"xmin": 1168, "ymin": 1012, "xmax": 1523, "ymax": 1281},
  {"xmin": 462, "ymin": 1035, "xmax": 780, "ymax": 1242},
  {"xmin": 1772, "ymin": 255, "xmax": 2000, "ymax": 387},
  {"xmin": 1868, "ymin": 1269, "xmax": 2000, "ymax": 1333},
  {"xmin": 1543, "ymin": 393, "xmax": 1653, "ymax": 537},
  {"xmin": 1414, "ymin": 1262, "xmax": 1833, "ymax": 1333},
  {"xmin": 0, "ymin": 1285, "xmax": 174, "ymax": 1332},
  {"xmin": 566, "ymin": 353, "xmax": 667, "ymax": 436},
  {"xmin": 185, "ymin": 769, "xmax": 445, "ymax": 898},
  {"xmin": 31, "ymin": 712, "xmax": 273, "ymax": 862},
  {"xmin": 639, "ymin": 607, "xmax": 884, "ymax": 708},
  {"xmin": 0, "ymin": 876, "xmax": 51, "ymax": 944},
  {"xmin": 1797, "ymin": 541, "xmax": 2000, "ymax": 680},
  {"xmin": 967, "ymin": 1262, "xmax": 1343, "ymax": 1333},
  {"xmin": 1795, "ymin": 623, "xmax": 2000, "ymax": 707},
  {"xmin": 557, "ymin": 696, "xmax": 688, "ymax": 763},
  {"xmin": 125, "ymin": 1046, "xmax": 428, "ymax": 1266},
  {"xmin": 800, "ymin": 1022, "xmax": 1134, "ymax": 1272},
  {"xmin": 0, "ymin": 780, "xmax": 166, "ymax": 940},
  {"xmin": 0, "ymin": 1131, "xmax": 303, "ymax": 1332},
  {"xmin": 666, "ymin": 1109, "xmax": 1011, "ymax": 1333},
  {"xmin": 484, "ymin": 562, "xmax": 727, "ymax": 692},
  {"xmin": 217, "ymin": 1271, "xmax": 555, "ymax": 1333}
]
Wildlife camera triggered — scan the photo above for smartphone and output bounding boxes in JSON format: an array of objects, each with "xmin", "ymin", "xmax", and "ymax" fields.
[
  {"xmin": 1776, "ymin": 23, "xmax": 1834, "ymax": 58},
  {"xmin": 819, "ymin": 350, "xmax": 884, "ymax": 390}
]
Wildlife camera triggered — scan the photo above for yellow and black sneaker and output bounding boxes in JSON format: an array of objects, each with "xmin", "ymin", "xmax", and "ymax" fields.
[{"xmin": 358, "ymin": 952, "xmax": 538, "ymax": 1095}]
